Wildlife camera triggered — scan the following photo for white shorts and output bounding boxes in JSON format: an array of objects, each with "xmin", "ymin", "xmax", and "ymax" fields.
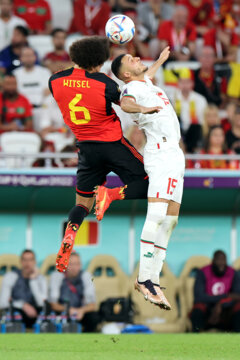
[{"xmin": 144, "ymin": 144, "xmax": 185, "ymax": 204}]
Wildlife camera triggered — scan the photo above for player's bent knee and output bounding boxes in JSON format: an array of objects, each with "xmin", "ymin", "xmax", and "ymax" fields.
[
  {"xmin": 168, "ymin": 216, "xmax": 178, "ymax": 230},
  {"xmin": 141, "ymin": 202, "xmax": 168, "ymax": 240},
  {"xmin": 147, "ymin": 202, "xmax": 168, "ymax": 226},
  {"xmin": 76, "ymin": 194, "xmax": 94, "ymax": 212}
]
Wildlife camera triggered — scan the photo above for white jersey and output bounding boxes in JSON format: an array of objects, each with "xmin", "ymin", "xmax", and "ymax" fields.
[
  {"xmin": 121, "ymin": 75, "xmax": 185, "ymax": 203},
  {"xmin": 13, "ymin": 65, "xmax": 51, "ymax": 106},
  {"xmin": 0, "ymin": 16, "xmax": 27, "ymax": 51},
  {"xmin": 121, "ymin": 75, "xmax": 181, "ymax": 149}
]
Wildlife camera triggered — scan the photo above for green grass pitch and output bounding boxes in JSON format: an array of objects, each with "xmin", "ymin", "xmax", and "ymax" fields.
[{"xmin": 0, "ymin": 334, "xmax": 239, "ymax": 360}]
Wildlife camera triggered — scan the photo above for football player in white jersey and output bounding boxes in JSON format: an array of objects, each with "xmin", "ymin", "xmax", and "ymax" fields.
[{"xmin": 107, "ymin": 48, "xmax": 185, "ymax": 309}]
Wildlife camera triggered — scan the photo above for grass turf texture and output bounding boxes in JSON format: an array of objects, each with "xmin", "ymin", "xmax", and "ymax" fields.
[{"xmin": 0, "ymin": 334, "xmax": 239, "ymax": 360}]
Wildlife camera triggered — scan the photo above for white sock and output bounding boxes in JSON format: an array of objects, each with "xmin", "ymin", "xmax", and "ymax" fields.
[
  {"xmin": 138, "ymin": 202, "xmax": 168, "ymax": 282},
  {"xmin": 151, "ymin": 216, "xmax": 178, "ymax": 285}
]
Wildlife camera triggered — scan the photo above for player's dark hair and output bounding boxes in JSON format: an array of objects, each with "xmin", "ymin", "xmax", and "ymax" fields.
[
  {"xmin": 14, "ymin": 25, "xmax": 29, "ymax": 37},
  {"xmin": 111, "ymin": 54, "xmax": 125, "ymax": 79},
  {"xmin": 69, "ymin": 36, "xmax": 110, "ymax": 70},
  {"xmin": 21, "ymin": 249, "xmax": 35, "ymax": 259},
  {"xmin": 51, "ymin": 28, "xmax": 66, "ymax": 37}
]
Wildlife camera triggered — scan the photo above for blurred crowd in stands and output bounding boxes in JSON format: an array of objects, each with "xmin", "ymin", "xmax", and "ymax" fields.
[{"xmin": 1, "ymin": 0, "xmax": 240, "ymax": 169}]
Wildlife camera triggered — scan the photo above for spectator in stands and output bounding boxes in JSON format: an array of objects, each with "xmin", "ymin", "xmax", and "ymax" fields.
[
  {"xmin": 0, "ymin": 249, "xmax": 47, "ymax": 328},
  {"xmin": 0, "ymin": 0, "xmax": 27, "ymax": 52},
  {"xmin": 190, "ymin": 250, "xmax": 240, "ymax": 332},
  {"xmin": 229, "ymin": 0, "xmax": 240, "ymax": 35},
  {"xmin": 39, "ymin": 94, "xmax": 74, "ymax": 152},
  {"xmin": 122, "ymin": 11, "xmax": 151, "ymax": 59},
  {"xmin": 0, "ymin": 74, "xmax": 33, "ymax": 132},
  {"xmin": 172, "ymin": 68, "xmax": 207, "ymax": 152},
  {"xmin": 125, "ymin": 125, "xmax": 146, "ymax": 155},
  {"xmin": 61, "ymin": 145, "xmax": 78, "ymax": 168},
  {"xmin": 137, "ymin": 0, "xmax": 174, "ymax": 58},
  {"xmin": 0, "ymin": 25, "xmax": 30, "ymax": 74},
  {"xmin": 226, "ymin": 61, "xmax": 240, "ymax": 104},
  {"xmin": 157, "ymin": 5, "xmax": 197, "ymax": 61},
  {"xmin": 69, "ymin": 0, "xmax": 110, "ymax": 36},
  {"xmin": 203, "ymin": 19, "xmax": 238, "ymax": 62},
  {"xmin": 221, "ymin": 102, "xmax": 236, "ymax": 134},
  {"xmin": 197, "ymin": 125, "xmax": 238, "ymax": 169},
  {"xmin": 14, "ymin": 0, "xmax": 52, "ymax": 34},
  {"xmin": 49, "ymin": 253, "xmax": 100, "ymax": 332},
  {"xmin": 202, "ymin": 104, "xmax": 221, "ymax": 138},
  {"xmin": 43, "ymin": 28, "xmax": 72, "ymax": 74},
  {"xmin": 226, "ymin": 106, "xmax": 240, "ymax": 154},
  {"xmin": 193, "ymin": 46, "xmax": 230, "ymax": 107},
  {"xmin": 118, "ymin": 0, "xmax": 137, "ymax": 12},
  {"xmin": 39, "ymin": 95, "xmax": 67, "ymax": 137},
  {"xmin": 177, "ymin": 0, "xmax": 215, "ymax": 36},
  {"xmin": 13, "ymin": 46, "xmax": 51, "ymax": 132}
]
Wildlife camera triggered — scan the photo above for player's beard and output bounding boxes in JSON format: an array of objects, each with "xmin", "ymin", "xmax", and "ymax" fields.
[{"xmin": 133, "ymin": 65, "xmax": 148, "ymax": 76}]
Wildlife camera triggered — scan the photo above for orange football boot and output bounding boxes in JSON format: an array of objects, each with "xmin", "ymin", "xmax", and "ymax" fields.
[
  {"xmin": 94, "ymin": 185, "xmax": 126, "ymax": 221},
  {"xmin": 56, "ymin": 222, "xmax": 79, "ymax": 272}
]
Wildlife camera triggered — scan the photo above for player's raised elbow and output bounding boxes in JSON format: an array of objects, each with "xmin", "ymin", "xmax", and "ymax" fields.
[{"xmin": 120, "ymin": 97, "xmax": 135, "ymax": 113}]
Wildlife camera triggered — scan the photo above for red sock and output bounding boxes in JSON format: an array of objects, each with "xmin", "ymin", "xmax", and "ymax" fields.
[{"xmin": 107, "ymin": 186, "xmax": 127, "ymax": 201}]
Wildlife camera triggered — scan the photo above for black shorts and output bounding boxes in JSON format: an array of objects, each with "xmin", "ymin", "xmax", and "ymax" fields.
[{"xmin": 76, "ymin": 137, "xmax": 147, "ymax": 197}]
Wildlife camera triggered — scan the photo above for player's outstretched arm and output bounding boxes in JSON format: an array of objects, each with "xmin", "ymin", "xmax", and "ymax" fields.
[
  {"xmin": 146, "ymin": 46, "xmax": 170, "ymax": 80},
  {"xmin": 121, "ymin": 96, "xmax": 162, "ymax": 114}
]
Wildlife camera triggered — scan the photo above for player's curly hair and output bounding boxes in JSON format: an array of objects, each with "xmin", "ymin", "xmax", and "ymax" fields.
[{"xmin": 69, "ymin": 36, "xmax": 110, "ymax": 70}]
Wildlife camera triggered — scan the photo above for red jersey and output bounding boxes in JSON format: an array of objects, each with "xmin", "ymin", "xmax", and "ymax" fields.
[
  {"xmin": 177, "ymin": 0, "xmax": 214, "ymax": 26},
  {"xmin": 69, "ymin": 0, "xmax": 110, "ymax": 36},
  {"xmin": 44, "ymin": 51, "xmax": 71, "ymax": 63},
  {"xmin": 198, "ymin": 150, "xmax": 239, "ymax": 169},
  {"xmin": 157, "ymin": 20, "xmax": 197, "ymax": 50},
  {"xmin": 204, "ymin": 28, "xmax": 239, "ymax": 53},
  {"xmin": 49, "ymin": 67, "xmax": 123, "ymax": 142},
  {"xmin": 14, "ymin": 0, "xmax": 51, "ymax": 32},
  {"xmin": 0, "ymin": 92, "xmax": 32, "ymax": 123}
]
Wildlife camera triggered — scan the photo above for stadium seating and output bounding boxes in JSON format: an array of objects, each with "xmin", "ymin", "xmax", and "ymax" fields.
[
  {"xmin": 179, "ymin": 255, "xmax": 211, "ymax": 328},
  {"xmin": 40, "ymin": 253, "xmax": 57, "ymax": 280},
  {"xmin": 0, "ymin": 132, "xmax": 41, "ymax": 168},
  {"xmin": 47, "ymin": 0, "xmax": 73, "ymax": 31},
  {"xmin": 129, "ymin": 262, "xmax": 186, "ymax": 333},
  {"xmin": 65, "ymin": 34, "xmax": 84, "ymax": 52},
  {"xmin": 87, "ymin": 254, "xmax": 130, "ymax": 306},
  {"xmin": 0, "ymin": 254, "xmax": 20, "ymax": 290},
  {"xmin": 28, "ymin": 35, "xmax": 54, "ymax": 60},
  {"xmin": 233, "ymin": 257, "xmax": 240, "ymax": 271},
  {"xmin": 44, "ymin": 133, "xmax": 74, "ymax": 153}
]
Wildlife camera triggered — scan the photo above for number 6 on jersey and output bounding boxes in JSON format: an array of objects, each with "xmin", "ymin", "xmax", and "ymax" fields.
[{"xmin": 69, "ymin": 94, "xmax": 91, "ymax": 125}]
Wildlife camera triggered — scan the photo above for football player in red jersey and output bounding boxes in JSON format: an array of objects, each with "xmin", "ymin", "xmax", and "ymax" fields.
[{"xmin": 49, "ymin": 36, "xmax": 167, "ymax": 273}]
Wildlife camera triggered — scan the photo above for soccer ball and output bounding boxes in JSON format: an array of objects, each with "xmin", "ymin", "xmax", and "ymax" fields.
[{"xmin": 105, "ymin": 14, "xmax": 135, "ymax": 45}]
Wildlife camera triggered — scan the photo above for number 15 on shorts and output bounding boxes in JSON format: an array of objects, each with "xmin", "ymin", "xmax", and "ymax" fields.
[{"xmin": 167, "ymin": 178, "xmax": 178, "ymax": 195}]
